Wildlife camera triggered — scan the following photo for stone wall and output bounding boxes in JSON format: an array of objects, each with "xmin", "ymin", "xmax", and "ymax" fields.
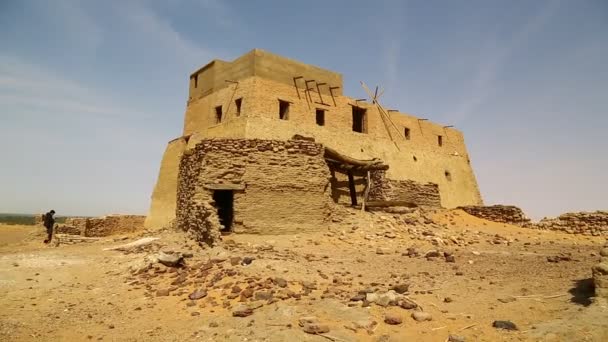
[
  {"xmin": 457, "ymin": 205, "xmax": 531, "ymax": 226},
  {"xmin": 369, "ymin": 170, "xmax": 441, "ymax": 207},
  {"xmin": 176, "ymin": 138, "xmax": 333, "ymax": 245},
  {"xmin": 53, "ymin": 215, "xmax": 145, "ymax": 237},
  {"xmin": 532, "ymin": 211, "xmax": 608, "ymax": 236}
]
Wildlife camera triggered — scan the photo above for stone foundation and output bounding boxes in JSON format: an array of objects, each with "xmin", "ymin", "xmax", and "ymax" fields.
[
  {"xmin": 368, "ymin": 170, "xmax": 441, "ymax": 208},
  {"xmin": 532, "ymin": 211, "xmax": 608, "ymax": 236},
  {"xmin": 458, "ymin": 205, "xmax": 531, "ymax": 226},
  {"xmin": 176, "ymin": 138, "xmax": 333, "ymax": 245}
]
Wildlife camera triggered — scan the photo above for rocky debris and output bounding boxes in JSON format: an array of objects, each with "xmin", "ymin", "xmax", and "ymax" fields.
[
  {"xmin": 411, "ymin": 311, "xmax": 432, "ymax": 322},
  {"xmin": 241, "ymin": 257, "xmax": 254, "ymax": 265},
  {"xmin": 390, "ymin": 284, "xmax": 410, "ymax": 294},
  {"xmin": 398, "ymin": 298, "xmax": 418, "ymax": 310},
  {"xmin": 458, "ymin": 205, "xmax": 530, "ymax": 226},
  {"xmin": 383, "ymin": 313, "xmax": 403, "ymax": 325},
  {"xmin": 232, "ymin": 304, "xmax": 254, "ymax": 317},
  {"xmin": 188, "ymin": 289, "xmax": 207, "ymax": 300},
  {"xmin": 366, "ymin": 291, "xmax": 399, "ymax": 307},
  {"xmin": 299, "ymin": 316, "xmax": 330, "ymax": 334},
  {"xmin": 157, "ymin": 252, "xmax": 184, "ymax": 267},
  {"xmin": 531, "ymin": 211, "xmax": 608, "ymax": 236},
  {"xmin": 492, "ymin": 320, "xmax": 518, "ymax": 330}
]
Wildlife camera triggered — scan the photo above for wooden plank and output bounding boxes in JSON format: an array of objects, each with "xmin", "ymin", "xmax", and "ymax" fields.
[
  {"xmin": 347, "ymin": 171, "xmax": 358, "ymax": 206},
  {"xmin": 204, "ymin": 183, "xmax": 246, "ymax": 191}
]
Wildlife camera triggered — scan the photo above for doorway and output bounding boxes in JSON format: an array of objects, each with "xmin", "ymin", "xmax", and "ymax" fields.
[{"xmin": 213, "ymin": 190, "xmax": 234, "ymax": 232}]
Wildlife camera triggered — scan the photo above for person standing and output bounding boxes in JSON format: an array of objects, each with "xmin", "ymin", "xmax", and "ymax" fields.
[{"xmin": 43, "ymin": 210, "xmax": 56, "ymax": 243}]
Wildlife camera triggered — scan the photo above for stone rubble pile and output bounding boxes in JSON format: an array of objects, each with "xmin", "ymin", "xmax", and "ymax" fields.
[
  {"xmin": 532, "ymin": 211, "xmax": 608, "ymax": 236},
  {"xmin": 592, "ymin": 244, "xmax": 608, "ymax": 300},
  {"xmin": 457, "ymin": 205, "xmax": 530, "ymax": 226}
]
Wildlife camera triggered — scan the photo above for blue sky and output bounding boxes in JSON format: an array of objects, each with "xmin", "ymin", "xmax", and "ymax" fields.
[{"xmin": 1, "ymin": 0, "xmax": 606, "ymax": 219}]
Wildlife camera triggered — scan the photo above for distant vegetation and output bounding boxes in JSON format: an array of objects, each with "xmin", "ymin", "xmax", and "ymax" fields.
[{"xmin": 0, "ymin": 213, "xmax": 68, "ymax": 226}]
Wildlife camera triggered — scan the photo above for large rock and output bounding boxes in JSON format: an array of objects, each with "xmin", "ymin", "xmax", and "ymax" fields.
[{"xmin": 592, "ymin": 262, "xmax": 608, "ymax": 299}]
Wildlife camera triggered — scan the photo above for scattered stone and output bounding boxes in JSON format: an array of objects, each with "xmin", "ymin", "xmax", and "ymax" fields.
[
  {"xmin": 191, "ymin": 311, "xmax": 200, "ymax": 316},
  {"xmin": 384, "ymin": 313, "xmax": 403, "ymax": 325},
  {"xmin": 399, "ymin": 298, "xmax": 418, "ymax": 310},
  {"xmin": 188, "ymin": 289, "xmax": 207, "ymax": 300},
  {"xmin": 229, "ymin": 257, "xmax": 242, "ymax": 266},
  {"xmin": 302, "ymin": 323, "xmax": 330, "ymax": 334},
  {"xmin": 241, "ymin": 257, "xmax": 254, "ymax": 265},
  {"xmin": 425, "ymin": 250, "xmax": 441, "ymax": 258},
  {"xmin": 445, "ymin": 255, "xmax": 456, "ymax": 263},
  {"xmin": 411, "ymin": 311, "xmax": 432, "ymax": 322},
  {"xmin": 391, "ymin": 283, "xmax": 410, "ymax": 294},
  {"xmin": 254, "ymin": 291, "xmax": 272, "ymax": 301},
  {"xmin": 274, "ymin": 277, "xmax": 288, "ymax": 288},
  {"xmin": 157, "ymin": 252, "xmax": 184, "ymax": 267},
  {"xmin": 444, "ymin": 297, "xmax": 453, "ymax": 303},
  {"xmin": 232, "ymin": 305, "xmax": 254, "ymax": 317},
  {"xmin": 492, "ymin": 320, "xmax": 518, "ymax": 330}
]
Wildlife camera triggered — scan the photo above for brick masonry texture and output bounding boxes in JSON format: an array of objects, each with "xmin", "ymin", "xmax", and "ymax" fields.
[
  {"xmin": 369, "ymin": 170, "xmax": 441, "ymax": 207},
  {"xmin": 531, "ymin": 211, "xmax": 608, "ymax": 236},
  {"xmin": 55, "ymin": 215, "xmax": 145, "ymax": 237},
  {"xmin": 458, "ymin": 205, "xmax": 531, "ymax": 226},
  {"xmin": 175, "ymin": 138, "xmax": 334, "ymax": 245}
]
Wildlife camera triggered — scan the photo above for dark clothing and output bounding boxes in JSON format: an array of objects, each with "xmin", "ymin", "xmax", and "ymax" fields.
[
  {"xmin": 43, "ymin": 212, "xmax": 55, "ymax": 243},
  {"xmin": 43, "ymin": 212, "xmax": 55, "ymax": 229}
]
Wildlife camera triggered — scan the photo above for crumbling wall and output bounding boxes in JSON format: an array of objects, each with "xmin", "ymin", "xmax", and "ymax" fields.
[
  {"xmin": 458, "ymin": 205, "xmax": 531, "ymax": 226},
  {"xmin": 368, "ymin": 170, "xmax": 441, "ymax": 207},
  {"xmin": 176, "ymin": 138, "xmax": 333, "ymax": 244},
  {"xmin": 84, "ymin": 215, "xmax": 145, "ymax": 237},
  {"xmin": 531, "ymin": 211, "xmax": 608, "ymax": 236}
]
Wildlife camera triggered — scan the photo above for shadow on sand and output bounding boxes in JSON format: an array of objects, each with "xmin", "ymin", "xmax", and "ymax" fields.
[{"xmin": 569, "ymin": 278, "xmax": 595, "ymax": 306}]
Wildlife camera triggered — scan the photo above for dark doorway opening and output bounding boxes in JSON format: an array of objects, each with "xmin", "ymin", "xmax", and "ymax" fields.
[
  {"xmin": 213, "ymin": 190, "xmax": 234, "ymax": 232},
  {"xmin": 352, "ymin": 106, "xmax": 367, "ymax": 133}
]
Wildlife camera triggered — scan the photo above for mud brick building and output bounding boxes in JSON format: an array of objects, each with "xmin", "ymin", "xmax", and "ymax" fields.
[{"xmin": 145, "ymin": 49, "xmax": 482, "ymax": 242}]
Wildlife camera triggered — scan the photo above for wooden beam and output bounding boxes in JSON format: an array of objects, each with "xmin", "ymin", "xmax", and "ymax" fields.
[
  {"xmin": 204, "ymin": 183, "xmax": 246, "ymax": 191},
  {"xmin": 347, "ymin": 172, "xmax": 357, "ymax": 206}
]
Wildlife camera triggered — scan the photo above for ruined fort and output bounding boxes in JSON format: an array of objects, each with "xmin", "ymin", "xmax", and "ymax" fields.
[{"xmin": 145, "ymin": 49, "xmax": 483, "ymax": 242}]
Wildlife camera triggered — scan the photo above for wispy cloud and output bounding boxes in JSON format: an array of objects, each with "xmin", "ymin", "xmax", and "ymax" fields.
[
  {"xmin": 118, "ymin": 1, "xmax": 214, "ymax": 65},
  {"xmin": 449, "ymin": 1, "xmax": 563, "ymax": 124},
  {"xmin": 0, "ymin": 55, "xmax": 147, "ymax": 119}
]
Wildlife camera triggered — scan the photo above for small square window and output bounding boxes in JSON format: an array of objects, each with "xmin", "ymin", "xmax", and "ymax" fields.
[
  {"xmin": 437, "ymin": 135, "xmax": 443, "ymax": 147},
  {"xmin": 215, "ymin": 106, "xmax": 222, "ymax": 123},
  {"xmin": 279, "ymin": 100, "xmax": 290, "ymax": 120},
  {"xmin": 235, "ymin": 98, "xmax": 242, "ymax": 116},
  {"xmin": 404, "ymin": 127, "xmax": 411, "ymax": 140},
  {"xmin": 316, "ymin": 109, "xmax": 325, "ymax": 126}
]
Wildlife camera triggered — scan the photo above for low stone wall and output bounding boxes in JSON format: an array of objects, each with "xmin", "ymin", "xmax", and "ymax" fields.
[
  {"xmin": 176, "ymin": 137, "xmax": 333, "ymax": 245},
  {"xmin": 85, "ymin": 215, "xmax": 145, "ymax": 237},
  {"xmin": 457, "ymin": 205, "xmax": 531, "ymax": 226},
  {"xmin": 52, "ymin": 215, "xmax": 145, "ymax": 237},
  {"xmin": 369, "ymin": 170, "xmax": 441, "ymax": 208},
  {"xmin": 532, "ymin": 211, "xmax": 608, "ymax": 236}
]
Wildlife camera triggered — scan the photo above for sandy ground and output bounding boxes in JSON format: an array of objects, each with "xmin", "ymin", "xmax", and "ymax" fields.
[{"xmin": 1, "ymin": 208, "xmax": 607, "ymax": 342}]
